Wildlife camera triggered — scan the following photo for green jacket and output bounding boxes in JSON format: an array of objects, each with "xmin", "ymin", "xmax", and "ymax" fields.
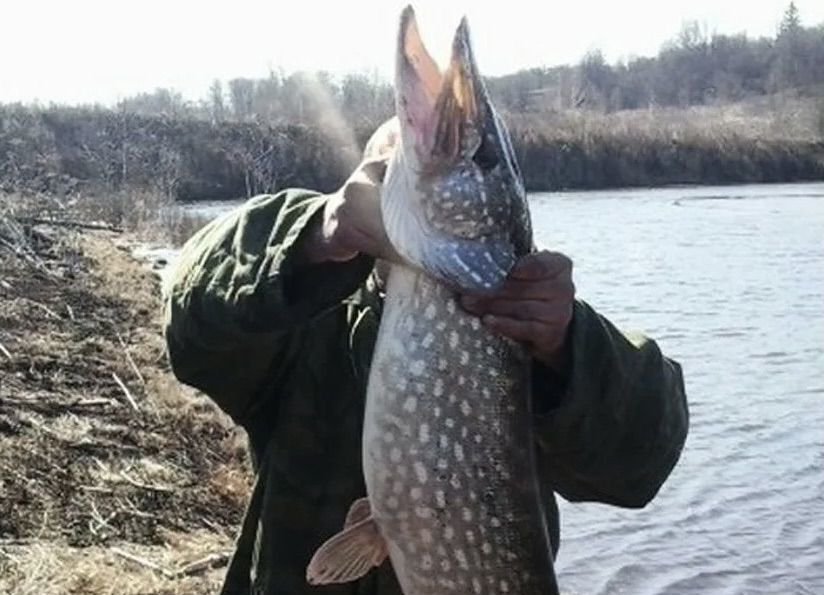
[{"xmin": 163, "ymin": 189, "xmax": 688, "ymax": 595}]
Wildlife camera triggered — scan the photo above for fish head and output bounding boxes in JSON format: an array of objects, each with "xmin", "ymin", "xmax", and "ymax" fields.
[{"xmin": 382, "ymin": 6, "xmax": 532, "ymax": 293}]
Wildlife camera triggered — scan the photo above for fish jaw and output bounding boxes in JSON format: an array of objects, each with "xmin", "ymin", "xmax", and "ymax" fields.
[{"xmin": 383, "ymin": 8, "xmax": 532, "ymax": 293}]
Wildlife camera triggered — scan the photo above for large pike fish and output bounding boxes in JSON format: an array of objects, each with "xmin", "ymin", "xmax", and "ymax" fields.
[{"xmin": 307, "ymin": 6, "xmax": 560, "ymax": 594}]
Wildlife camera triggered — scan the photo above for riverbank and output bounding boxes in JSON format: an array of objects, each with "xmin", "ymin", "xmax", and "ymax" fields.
[
  {"xmin": 3, "ymin": 182, "xmax": 822, "ymax": 593},
  {"xmin": 0, "ymin": 199, "xmax": 251, "ymax": 594},
  {"xmin": 2, "ymin": 97, "xmax": 822, "ymax": 201},
  {"xmin": 509, "ymin": 101, "xmax": 824, "ymax": 190}
]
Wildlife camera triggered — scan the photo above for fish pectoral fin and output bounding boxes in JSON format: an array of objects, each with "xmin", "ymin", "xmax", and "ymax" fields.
[
  {"xmin": 306, "ymin": 516, "xmax": 388, "ymax": 585},
  {"xmin": 344, "ymin": 496, "xmax": 372, "ymax": 528}
]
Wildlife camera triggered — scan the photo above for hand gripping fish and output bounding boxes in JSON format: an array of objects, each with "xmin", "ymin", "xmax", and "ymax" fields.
[{"xmin": 307, "ymin": 6, "xmax": 560, "ymax": 594}]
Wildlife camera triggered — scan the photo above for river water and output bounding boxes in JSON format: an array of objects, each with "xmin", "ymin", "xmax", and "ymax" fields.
[
  {"xmin": 175, "ymin": 182, "xmax": 824, "ymax": 594},
  {"xmin": 530, "ymin": 183, "xmax": 824, "ymax": 595}
]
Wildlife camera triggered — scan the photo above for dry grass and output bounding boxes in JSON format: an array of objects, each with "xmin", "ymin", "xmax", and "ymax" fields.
[
  {"xmin": 1, "ymin": 530, "xmax": 235, "ymax": 595},
  {"xmin": 508, "ymin": 95, "xmax": 824, "ymax": 144},
  {"xmin": 9, "ymin": 190, "xmax": 213, "ymax": 248},
  {"xmin": 4, "ymin": 94, "xmax": 823, "ymax": 201},
  {"xmin": 501, "ymin": 96, "xmax": 824, "ymax": 190},
  {"xmin": 0, "ymin": 196, "xmax": 252, "ymax": 594}
]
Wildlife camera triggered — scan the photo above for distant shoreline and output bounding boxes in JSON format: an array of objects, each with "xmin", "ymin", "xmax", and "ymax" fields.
[
  {"xmin": 173, "ymin": 179, "xmax": 824, "ymax": 206},
  {"xmin": 1, "ymin": 102, "xmax": 822, "ymax": 202}
]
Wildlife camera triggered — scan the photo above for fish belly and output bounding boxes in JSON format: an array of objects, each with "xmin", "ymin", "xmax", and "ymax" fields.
[{"xmin": 363, "ymin": 266, "xmax": 558, "ymax": 594}]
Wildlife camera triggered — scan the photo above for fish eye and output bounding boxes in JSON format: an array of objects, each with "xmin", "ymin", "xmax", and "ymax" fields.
[{"xmin": 472, "ymin": 136, "xmax": 498, "ymax": 171}]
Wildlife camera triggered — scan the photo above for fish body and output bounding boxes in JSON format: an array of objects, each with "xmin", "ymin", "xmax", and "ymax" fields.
[
  {"xmin": 363, "ymin": 267, "xmax": 557, "ymax": 594},
  {"xmin": 308, "ymin": 6, "xmax": 559, "ymax": 594}
]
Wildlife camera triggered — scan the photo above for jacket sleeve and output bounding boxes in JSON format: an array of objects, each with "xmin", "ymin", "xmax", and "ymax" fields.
[
  {"xmin": 533, "ymin": 300, "xmax": 688, "ymax": 508},
  {"xmin": 162, "ymin": 189, "xmax": 374, "ymax": 424}
]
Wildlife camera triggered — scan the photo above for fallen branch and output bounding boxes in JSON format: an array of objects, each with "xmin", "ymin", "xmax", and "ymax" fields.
[
  {"xmin": 16, "ymin": 413, "xmax": 60, "ymax": 438},
  {"xmin": 119, "ymin": 470, "xmax": 175, "ymax": 493},
  {"xmin": 116, "ymin": 333, "xmax": 145, "ymax": 386},
  {"xmin": 14, "ymin": 216, "xmax": 124, "ymax": 233},
  {"xmin": 110, "ymin": 547, "xmax": 231, "ymax": 580},
  {"xmin": 111, "ymin": 547, "xmax": 176, "ymax": 579},
  {"xmin": 79, "ymin": 485, "xmax": 115, "ymax": 494},
  {"xmin": 89, "ymin": 498, "xmax": 118, "ymax": 536},
  {"xmin": 0, "ymin": 235, "xmax": 19, "ymax": 253},
  {"xmin": 21, "ymin": 298, "xmax": 61, "ymax": 320},
  {"xmin": 199, "ymin": 517, "xmax": 226, "ymax": 535},
  {"xmin": 1, "ymin": 396, "xmax": 113, "ymax": 413},
  {"xmin": 69, "ymin": 439, "xmax": 143, "ymax": 456},
  {"xmin": 177, "ymin": 551, "xmax": 232, "ymax": 577},
  {"xmin": 0, "ymin": 218, "xmax": 58, "ymax": 277},
  {"xmin": 0, "ymin": 343, "xmax": 11, "ymax": 360},
  {"xmin": 112, "ymin": 372, "xmax": 139, "ymax": 412},
  {"xmin": 72, "ymin": 397, "xmax": 114, "ymax": 407},
  {"xmin": 118, "ymin": 496, "xmax": 163, "ymax": 520},
  {"xmin": 0, "ymin": 538, "xmax": 34, "ymax": 546}
]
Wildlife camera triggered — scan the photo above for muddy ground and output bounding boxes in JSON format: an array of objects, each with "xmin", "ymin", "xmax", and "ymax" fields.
[{"xmin": 0, "ymin": 200, "xmax": 252, "ymax": 594}]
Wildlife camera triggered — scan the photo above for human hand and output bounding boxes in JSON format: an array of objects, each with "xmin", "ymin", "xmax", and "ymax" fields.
[
  {"xmin": 308, "ymin": 157, "xmax": 397, "ymax": 263},
  {"xmin": 303, "ymin": 120, "xmax": 402, "ymax": 264},
  {"xmin": 460, "ymin": 250, "xmax": 575, "ymax": 373}
]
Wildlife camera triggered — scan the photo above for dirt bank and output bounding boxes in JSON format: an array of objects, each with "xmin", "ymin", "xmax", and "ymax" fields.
[{"xmin": 0, "ymin": 202, "xmax": 252, "ymax": 594}]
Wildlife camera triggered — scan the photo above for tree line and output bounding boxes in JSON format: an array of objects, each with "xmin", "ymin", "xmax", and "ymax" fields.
[
  {"xmin": 2, "ymin": 3, "xmax": 822, "ymax": 201},
  {"xmin": 116, "ymin": 3, "xmax": 823, "ymax": 126},
  {"xmin": 561, "ymin": 3, "xmax": 824, "ymax": 112}
]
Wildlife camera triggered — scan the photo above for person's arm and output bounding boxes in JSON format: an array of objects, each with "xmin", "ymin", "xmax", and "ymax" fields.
[
  {"xmin": 532, "ymin": 300, "xmax": 688, "ymax": 508},
  {"xmin": 163, "ymin": 188, "xmax": 376, "ymax": 424},
  {"xmin": 163, "ymin": 116, "xmax": 399, "ymax": 425}
]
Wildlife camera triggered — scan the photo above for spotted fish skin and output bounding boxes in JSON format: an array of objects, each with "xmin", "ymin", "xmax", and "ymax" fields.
[
  {"xmin": 357, "ymin": 7, "xmax": 560, "ymax": 593},
  {"xmin": 362, "ymin": 267, "xmax": 558, "ymax": 594}
]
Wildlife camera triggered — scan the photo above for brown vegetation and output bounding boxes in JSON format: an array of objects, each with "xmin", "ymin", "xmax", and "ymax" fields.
[
  {"xmin": 507, "ymin": 98, "xmax": 824, "ymax": 190},
  {"xmin": 2, "ymin": 97, "xmax": 823, "ymax": 206},
  {"xmin": 2, "ymin": 5, "xmax": 819, "ymax": 593},
  {"xmin": 0, "ymin": 104, "xmax": 362, "ymax": 201},
  {"xmin": 0, "ymin": 197, "xmax": 251, "ymax": 594},
  {"xmin": 3, "ymin": 3, "xmax": 822, "ymax": 202}
]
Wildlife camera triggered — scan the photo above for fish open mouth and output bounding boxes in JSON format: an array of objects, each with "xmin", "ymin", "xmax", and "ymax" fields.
[
  {"xmin": 430, "ymin": 17, "xmax": 485, "ymax": 166},
  {"xmin": 396, "ymin": 8, "xmax": 488, "ymax": 168},
  {"xmin": 390, "ymin": 8, "xmax": 528, "ymax": 291},
  {"xmin": 387, "ymin": 7, "xmax": 529, "ymax": 293}
]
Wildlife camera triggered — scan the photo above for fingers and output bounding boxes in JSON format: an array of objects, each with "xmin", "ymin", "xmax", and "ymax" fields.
[
  {"xmin": 358, "ymin": 157, "xmax": 389, "ymax": 185},
  {"xmin": 482, "ymin": 315, "xmax": 567, "ymax": 351},
  {"xmin": 462, "ymin": 297, "xmax": 569, "ymax": 322},
  {"xmin": 333, "ymin": 181, "xmax": 407, "ymax": 264},
  {"xmin": 467, "ymin": 277, "xmax": 575, "ymax": 301},
  {"xmin": 363, "ymin": 118, "xmax": 400, "ymax": 160},
  {"xmin": 458, "ymin": 250, "xmax": 575, "ymax": 355},
  {"xmin": 483, "ymin": 315, "xmax": 548, "ymax": 342},
  {"xmin": 342, "ymin": 179, "xmax": 381, "ymax": 208},
  {"xmin": 346, "ymin": 150, "xmax": 392, "ymax": 191},
  {"xmin": 343, "ymin": 153, "xmax": 393, "ymax": 206},
  {"xmin": 460, "ymin": 250, "xmax": 574, "ymax": 300},
  {"xmin": 462, "ymin": 293, "xmax": 573, "ymax": 353},
  {"xmin": 329, "ymin": 153, "xmax": 408, "ymax": 263},
  {"xmin": 509, "ymin": 250, "xmax": 572, "ymax": 281}
]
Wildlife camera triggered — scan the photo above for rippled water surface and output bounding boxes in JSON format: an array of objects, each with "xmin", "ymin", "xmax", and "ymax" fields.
[
  {"xmin": 181, "ymin": 182, "xmax": 824, "ymax": 594},
  {"xmin": 528, "ymin": 183, "xmax": 824, "ymax": 594}
]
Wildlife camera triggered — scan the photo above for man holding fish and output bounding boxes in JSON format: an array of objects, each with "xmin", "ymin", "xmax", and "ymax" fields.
[{"xmin": 164, "ymin": 6, "xmax": 688, "ymax": 595}]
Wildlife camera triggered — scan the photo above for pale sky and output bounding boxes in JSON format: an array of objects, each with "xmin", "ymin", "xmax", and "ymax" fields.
[{"xmin": 2, "ymin": 0, "xmax": 823, "ymax": 106}]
